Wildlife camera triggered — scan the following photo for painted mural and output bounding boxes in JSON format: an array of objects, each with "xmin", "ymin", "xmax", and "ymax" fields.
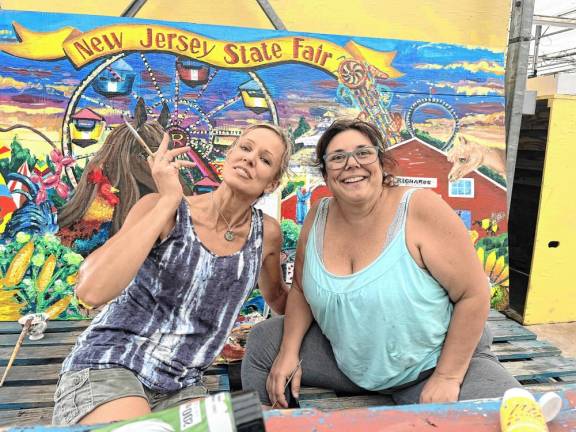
[{"xmin": 0, "ymin": 10, "xmax": 508, "ymax": 328}]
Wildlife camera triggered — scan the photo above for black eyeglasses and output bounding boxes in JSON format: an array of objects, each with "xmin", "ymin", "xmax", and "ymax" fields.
[{"xmin": 323, "ymin": 146, "xmax": 381, "ymax": 170}]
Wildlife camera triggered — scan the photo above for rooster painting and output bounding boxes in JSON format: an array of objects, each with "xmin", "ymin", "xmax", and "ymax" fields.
[{"xmin": 58, "ymin": 167, "xmax": 120, "ymax": 255}]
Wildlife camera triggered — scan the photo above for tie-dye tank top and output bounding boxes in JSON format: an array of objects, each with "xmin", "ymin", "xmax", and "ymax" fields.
[{"xmin": 61, "ymin": 199, "xmax": 264, "ymax": 392}]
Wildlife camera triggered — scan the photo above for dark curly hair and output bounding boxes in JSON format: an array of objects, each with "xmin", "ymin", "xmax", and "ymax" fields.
[{"xmin": 315, "ymin": 118, "xmax": 397, "ymax": 184}]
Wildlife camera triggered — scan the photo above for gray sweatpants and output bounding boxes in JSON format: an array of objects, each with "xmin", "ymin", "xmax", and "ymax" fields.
[{"xmin": 241, "ymin": 316, "xmax": 520, "ymax": 405}]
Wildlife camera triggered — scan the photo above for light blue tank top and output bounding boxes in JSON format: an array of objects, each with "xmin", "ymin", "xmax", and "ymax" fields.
[{"xmin": 302, "ymin": 189, "xmax": 453, "ymax": 391}]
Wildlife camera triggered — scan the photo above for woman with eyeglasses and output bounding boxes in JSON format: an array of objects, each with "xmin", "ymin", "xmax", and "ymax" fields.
[{"xmin": 242, "ymin": 118, "xmax": 519, "ymax": 408}]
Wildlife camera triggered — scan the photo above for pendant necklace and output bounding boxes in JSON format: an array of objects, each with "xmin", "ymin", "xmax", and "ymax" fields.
[{"xmin": 211, "ymin": 192, "xmax": 249, "ymax": 242}]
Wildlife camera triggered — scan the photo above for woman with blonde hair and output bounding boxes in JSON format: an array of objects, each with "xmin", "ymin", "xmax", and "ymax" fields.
[{"xmin": 53, "ymin": 118, "xmax": 292, "ymax": 425}]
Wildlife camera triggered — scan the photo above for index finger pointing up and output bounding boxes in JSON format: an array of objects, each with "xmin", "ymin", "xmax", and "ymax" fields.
[{"xmin": 155, "ymin": 133, "xmax": 170, "ymax": 159}]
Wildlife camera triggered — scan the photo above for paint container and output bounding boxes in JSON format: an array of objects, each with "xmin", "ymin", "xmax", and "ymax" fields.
[
  {"xmin": 89, "ymin": 391, "xmax": 265, "ymax": 432},
  {"xmin": 500, "ymin": 388, "xmax": 562, "ymax": 432}
]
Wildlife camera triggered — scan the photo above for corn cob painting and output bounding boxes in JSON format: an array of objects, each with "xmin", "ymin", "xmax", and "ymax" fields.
[{"xmin": 0, "ymin": 232, "xmax": 85, "ymax": 320}]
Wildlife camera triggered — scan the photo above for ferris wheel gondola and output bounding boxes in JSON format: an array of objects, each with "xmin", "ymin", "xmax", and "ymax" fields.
[
  {"xmin": 176, "ymin": 57, "xmax": 211, "ymax": 87},
  {"xmin": 69, "ymin": 108, "xmax": 106, "ymax": 147},
  {"xmin": 92, "ymin": 59, "xmax": 135, "ymax": 97}
]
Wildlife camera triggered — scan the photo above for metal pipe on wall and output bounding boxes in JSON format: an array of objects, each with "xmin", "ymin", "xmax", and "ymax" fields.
[{"xmin": 505, "ymin": 0, "xmax": 535, "ymax": 212}]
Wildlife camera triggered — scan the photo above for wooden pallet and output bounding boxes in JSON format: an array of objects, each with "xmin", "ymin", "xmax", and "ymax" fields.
[
  {"xmin": 2, "ymin": 310, "xmax": 576, "ymax": 426},
  {"xmin": 0, "ymin": 321, "xmax": 229, "ymax": 427}
]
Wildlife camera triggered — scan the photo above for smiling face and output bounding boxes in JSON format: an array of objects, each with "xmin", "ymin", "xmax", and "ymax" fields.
[
  {"xmin": 323, "ymin": 129, "xmax": 385, "ymax": 204},
  {"xmin": 222, "ymin": 126, "xmax": 286, "ymax": 198}
]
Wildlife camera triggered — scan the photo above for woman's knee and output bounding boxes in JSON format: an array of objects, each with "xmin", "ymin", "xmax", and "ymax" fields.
[
  {"xmin": 459, "ymin": 357, "xmax": 520, "ymax": 400},
  {"xmin": 244, "ymin": 316, "xmax": 284, "ymax": 364}
]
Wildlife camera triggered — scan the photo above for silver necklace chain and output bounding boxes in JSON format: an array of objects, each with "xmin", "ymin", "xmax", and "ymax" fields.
[{"xmin": 211, "ymin": 192, "xmax": 250, "ymax": 242}]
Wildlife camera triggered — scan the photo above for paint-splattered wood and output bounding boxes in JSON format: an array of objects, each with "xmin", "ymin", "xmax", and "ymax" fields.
[
  {"xmin": 502, "ymin": 357, "xmax": 576, "ymax": 382},
  {"xmin": 0, "ymin": 331, "xmax": 82, "ymax": 347},
  {"xmin": 299, "ymin": 395, "xmax": 394, "ymax": 410},
  {"xmin": 264, "ymin": 384, "xmax": 576, "ymax": 432},
  {"xmin": 491, "ymin": 339, "xmax": 561, "ymax": 360},
  {"xmin": 0, "ymin": 407, "xmax": 53, "ymax": 427},
  {"xmin": 0, "ymin": 321, "xmax": 90, "ymax": 335},
  {"xmin": 487, "ymin": 320, "xmax": 537, "ymax": 341}
]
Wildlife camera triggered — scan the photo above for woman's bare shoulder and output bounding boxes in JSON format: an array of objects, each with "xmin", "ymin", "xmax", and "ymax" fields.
[
  {"xmin": 262, "ymin": 213, "xmax": 282, "ymax": 245},
  {"xmin": 408, "ymin": 189, "xmax": 452, "ymax": 218}
]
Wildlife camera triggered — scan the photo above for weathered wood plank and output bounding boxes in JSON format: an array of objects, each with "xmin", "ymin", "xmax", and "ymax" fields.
[
  {"xmin": 503, "ymin": 357, "xmax": 576, "ymax": 381},
  {"xmin": 2, "ymin": 363, "xmax": 227, "ymax": 386},
  {"xmin": 203, "ymin": 373, "xmax": 230, "ymax": 393},
  {"xmin": 0, "ymin": 321, "xmax": 90, "ymax": 335},
  {"xmin": 524, "ymin": 380, "xmax": 576, "ymax": 393},
  {"xmin": 488, "ymin": 310, "xmax": 506, "ymax": 321},
  {"xmin": 487, "ymin": 320, "xmax": 537, "ymax": 341},
  {"xmin": 558, "ymin": 374, "xmax": 576, "ymax": 383},
  {"xmin": 0, "ymin": 384, "xmax": 54, "ymax": 409},
  {"xmin": 0, "ymin": 322, "xmax": 538, "ymax": 367},
  {"xmin": 1, "ymin": 364, "xmax": 62, "ymax": 386},
  {"xmin": 492, "ymin": 339, "xmax": 561, "ymax": 360},
  {"xmin": 0, "ymin": 331, "xmax": 82, "ymax": 347},
  {"xmin": 0, "ymin": 406, "xmax": 53, "ymax": 427},
  {"xmin": 298, "ymin": 387, "xmax": 337, "ymax": 401},
  {"xmin": 0, "ymin": 345, "xmax": 73, "ymax": 366},
  {"xmin": 299, "ymin": 394, "xmax": 394, "ymax": 410}
]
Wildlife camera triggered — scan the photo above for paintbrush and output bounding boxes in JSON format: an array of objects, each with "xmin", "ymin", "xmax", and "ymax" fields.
[
  {"xmin": 271, "ymin": 359, "xmax": 303, "ymax": 409},
  {"xmin": 122, "ymin": 116, "xmax": 155, "ymax": 157},
  {"xmin": 0, "ymin": 316, "xmax": 33, "ymax": 387}
]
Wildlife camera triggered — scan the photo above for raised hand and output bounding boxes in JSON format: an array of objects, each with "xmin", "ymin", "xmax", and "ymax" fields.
[{"xmin": 147, "ymin": 133, "xmax": 195, "ymax": 203}]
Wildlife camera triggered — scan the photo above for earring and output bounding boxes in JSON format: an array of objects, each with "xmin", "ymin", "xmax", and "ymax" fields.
[{"xmin": 383, "ymin": 172, "xmax": 398, "ymax": 187}]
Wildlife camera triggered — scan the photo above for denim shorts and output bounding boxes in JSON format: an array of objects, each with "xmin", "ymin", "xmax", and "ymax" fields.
[{"xmin": 52, "ymin": 367, "xmax": 207, "ymax": 425}]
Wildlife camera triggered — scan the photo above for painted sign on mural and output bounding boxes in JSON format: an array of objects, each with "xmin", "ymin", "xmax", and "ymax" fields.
[{"xmin": 0, "ymin": 11, "xmax": 508, "ymax": 323}]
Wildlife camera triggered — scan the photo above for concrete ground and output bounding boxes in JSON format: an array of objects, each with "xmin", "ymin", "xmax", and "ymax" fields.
[{"xmin": 528, "ymin": 322, "xmax": 576, "ymax": 358}]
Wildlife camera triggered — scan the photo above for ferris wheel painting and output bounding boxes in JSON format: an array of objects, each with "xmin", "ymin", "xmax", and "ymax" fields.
[{"xmin": 61, "ymin": 49, "xmax": 278, "ymax": 190}]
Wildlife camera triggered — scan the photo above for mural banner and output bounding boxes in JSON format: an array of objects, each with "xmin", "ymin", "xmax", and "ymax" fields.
[
  {"xmin": 0, "ymin": 10, "xmax": 509, "ymax": 328},
  {"xmin": 1, "ymin": 22, "xmax": 403, "ymax": 78}
]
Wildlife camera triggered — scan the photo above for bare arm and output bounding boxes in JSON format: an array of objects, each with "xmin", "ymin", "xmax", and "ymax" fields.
[
  {"xmin": 75, "ymin": 194, "xmax": 179, "ymax": 307},
  {"xmin": 257, "ymin": 215, "xmax": 289, "ymax": 314},
  {"xmin": 75, "ymin": 134, "xmax": 194, "ymax": 307},
  {"xmin": 266, "ymin": 202, "xmax": 319, "ymax": 407},
  {"xmin": 409, "ymin": 190, "xmax": 490, "ymax": 402}
]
